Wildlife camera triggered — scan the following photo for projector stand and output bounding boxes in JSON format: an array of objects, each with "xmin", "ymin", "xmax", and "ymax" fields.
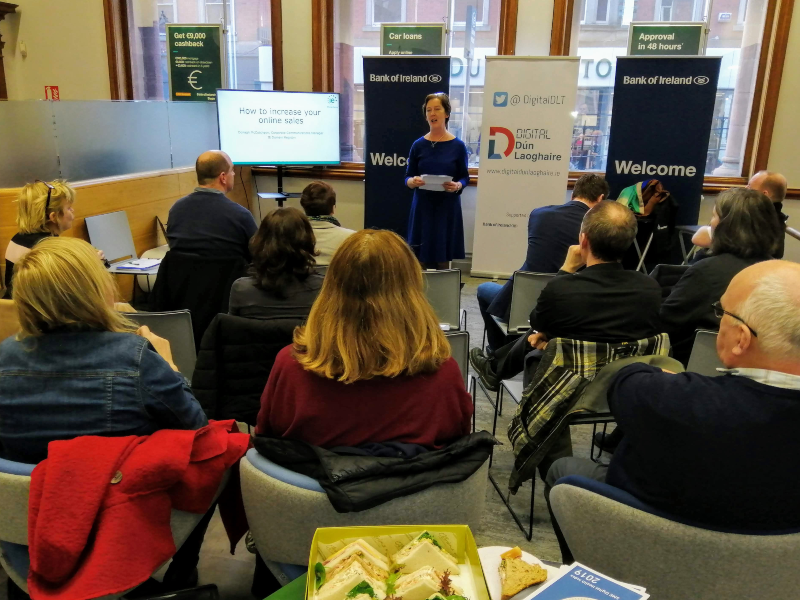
[{"xmin": 256, "ymin": 165, "xmax": 301, "ymax": 208}]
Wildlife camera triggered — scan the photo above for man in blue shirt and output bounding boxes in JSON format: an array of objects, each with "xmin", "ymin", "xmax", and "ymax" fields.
[
  {"xmin": 167, "ymin": 151, "xmax": 257, "ymax": 261},
  {"xmin": 546, "ymin": 260, "xmax": 800, "ymax": 563},
  {"xmin": 477, "ymin": 174, "xmax": 609, "ymax": 352}
]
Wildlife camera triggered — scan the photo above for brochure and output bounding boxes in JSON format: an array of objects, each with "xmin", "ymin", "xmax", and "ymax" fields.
[
  {"xmin": 530, "ymin": 563, "xmax": 648, "ymax": 600},
  {"xmin": 115, "ymin": 258, "xmax": 161, "ymax": 271}
]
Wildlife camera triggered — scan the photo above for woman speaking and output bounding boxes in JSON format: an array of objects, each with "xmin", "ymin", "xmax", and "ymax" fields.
[{"xmin": 405, "ymin": 92, "xmax": 470, "ymax": 269}]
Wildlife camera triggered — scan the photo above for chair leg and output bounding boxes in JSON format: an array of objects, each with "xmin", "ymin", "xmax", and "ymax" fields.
[
  {"xmin": 489, "ymin": 471, "xmax": 535, "ymax": 542},
  {"xmin": 469, "ymin": 377, "xmax": 477, "ymax": 433}
]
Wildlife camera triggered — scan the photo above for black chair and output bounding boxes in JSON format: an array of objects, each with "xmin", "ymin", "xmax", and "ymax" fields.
[
  {"xmin": 649, "ymin": 263, "xmax": 690, "ymax": 299},
  {"xmin": 149, "ymin": 251, "xmax": 248, "ymax": 351},
  {"xmin": 191, "ymin": 313, "xmax": 305, "ymax": 426}
]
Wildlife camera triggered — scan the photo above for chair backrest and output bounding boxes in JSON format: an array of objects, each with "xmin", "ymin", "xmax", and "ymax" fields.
[
  {"xmin": 422, "ymin": 269, "xmax": 461, "ymax": 329},
  {"xmin": 85, "ymin": 211, "xmax": 138, "ymax": 264},
  {"xmin": 507, "ymin": 271, "xmax": 554, "ymax": 333},
  {"xmin": 123, "ymin": 310, "xmax": 196, "ymax": 381},
  {"xmin": 445, "ymin": 330, "xmax": 469, "ymax": 388},
  {"xmin": 0, "ymin": 298, "xmax": 20, "ymax": 342},
  {"xmin": 550, "ymin": 476, "xmax": 800, "ymax": 600},
  {"xmin": 241, "ymin": 449, "xmax": 488, "ymax": 565},
  {"xmin": 686, "ymin": 329, "xmax": 723, "ymax": 377}
]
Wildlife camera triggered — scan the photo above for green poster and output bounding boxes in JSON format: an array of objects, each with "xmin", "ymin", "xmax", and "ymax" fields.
[
  {"xmin": 628, "ymin": 22, "xmax": 705, "ymax": 56},
  {"xmin": 167, "ymin": 24, "xmax": 223, "ymax": 101},
  {"xmin": 380, "ymin": 23, "xmax": 446, "ymax": 56}
]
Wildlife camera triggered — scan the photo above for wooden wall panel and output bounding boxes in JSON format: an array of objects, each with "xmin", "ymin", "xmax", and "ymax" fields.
[{"xmin": 1, "ymin": 166, "xmax": 253, "ymax": 300}]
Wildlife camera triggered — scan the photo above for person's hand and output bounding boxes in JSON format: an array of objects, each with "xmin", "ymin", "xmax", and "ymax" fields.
[
  {"xmin": 137, "ymin": 326, "xmax": 179, "ymax": 371},
  {"xmin": 560, "ymin": 245, "xmax": 585, "ymax": 273},
  {"xmin": 527, "ymin": 331, "xmax": 549, "ymax": 350},
  {"xmin": 407, "ymin": 176, "xmax": 425, "ymax": 189},
  {"xmin": 96, "ymin": 249, "xmax": 106, "ymax": 261},
  {"xmin": 443, "ymin": 181, "xmax": 462, "ymax": 193}
]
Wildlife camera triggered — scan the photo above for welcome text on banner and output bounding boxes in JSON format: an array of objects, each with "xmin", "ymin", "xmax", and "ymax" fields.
[
  {"xmin": 472, "ymin": 57, "xmax": 580, "ymax": 277},
  {"xmin": 363, "ymin": 56, "xmax": 452, "ymax": 237}
]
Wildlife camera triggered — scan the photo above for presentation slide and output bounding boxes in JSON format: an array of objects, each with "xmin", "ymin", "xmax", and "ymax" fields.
[{"xmin": 217, "ymin": 90, "xmax": 341, "ymax": 165}]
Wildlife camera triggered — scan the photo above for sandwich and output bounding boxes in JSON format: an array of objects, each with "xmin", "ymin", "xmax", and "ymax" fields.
[
  {"xmin": 391, "ymin": 532, "xmax": 460, "ymax": 575},
  {"xmin": 498, "ymin": 547, "xmax": 547, "ymax": 600},
  {"xmin": 315, "ymin": 560, "xmax": 387, "ymax": 600},
  {"xmin": 394, "ymin": 567, "xmax": 462, "ymax": 600},
  {"xmin": 324, "ymin": 539, "xmax": 391, "ymax": 581}
]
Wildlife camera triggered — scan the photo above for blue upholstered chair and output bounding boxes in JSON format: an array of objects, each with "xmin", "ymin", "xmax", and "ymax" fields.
[
  {"xmin": 550, "ymin": 475, "xmax": 800, "ymax": 600},
  {"xmin": 0, "ymin": 457, "xmax": 228, "ymax": 597}
]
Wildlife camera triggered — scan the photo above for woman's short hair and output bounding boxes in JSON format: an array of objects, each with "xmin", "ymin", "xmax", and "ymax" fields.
[
  {"xmin": 15, "ymin": 180, "xmax": 75, "ymax": 234},
  {"xmin": 12, "ymin": 237, "xmax": 136, "ymax": 339},
  {"xmin": 249, "ymin": 207, "xmax": 317, "ymax": 298},
  {"xmin": 711, "ymin": 188, "xmax": 783, "ymax": 259},
  {"xmin": 293, "ymin": 229, "xmax": 451, "ymax": 383},
  {"xmin": 422, "ymin": 92, "xmax": 451, "ymax": 126},
  {"xmin": 300, "ymin": 181, "xmax": 337, "ymax": 217}
]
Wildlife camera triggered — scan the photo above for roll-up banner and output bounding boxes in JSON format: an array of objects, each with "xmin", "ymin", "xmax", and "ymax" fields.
[
  {"xmin": 472, "ymin": 57, "xmax": 580, "ymax": 277},
  {"xmin": 363, "ymin": 56, "xmax": 452, "ymax": 236},
  {"xmin": 605, "ymin": 57, "xmax": 722, "ymax": 226}
]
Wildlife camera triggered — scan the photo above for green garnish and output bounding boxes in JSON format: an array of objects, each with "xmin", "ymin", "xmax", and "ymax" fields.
[
  {"xmin": 386, "ymin": 571, "xmax": 401, "ymax": 596},
  {"xmin": 419, "ymin": 531, "xmax": 443, "ymax": 550},
  {"xmin": 346, "ymin": 581, "xmax": 377, "ymax": 599},
  {"xmin": 314, "ymin": 562, "xmax": 326, "ymax": 590}
]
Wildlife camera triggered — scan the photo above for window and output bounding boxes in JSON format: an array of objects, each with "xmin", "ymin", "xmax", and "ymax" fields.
[
  {"xmin": 128, "ymin": 0, "xmax": 276, "ymax": 100},
  {"xmin": 333, "ymin": 0, "xmax": 503, "ymax": 164},
  {"xmin": 737, "ymin": 0, "xmax": 748, "ymax": 25},
  {"xmin": 568, "ymin": 0, "xmax": 769, "ymax": 176}
]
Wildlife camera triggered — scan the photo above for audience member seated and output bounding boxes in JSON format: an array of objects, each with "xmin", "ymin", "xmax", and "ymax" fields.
[
  {"xmin": 471, "ymin": 201, "xmax": 663, "ymax": 392},
  {"xmin": 661, "ymin": 188, "xmax": 783, "ymax": 364},
  {"xmin": 546, "ymin": 260, "xmax": 800, "ymax": 563},
  {"xmin": 0, "ymin": 237, "xmax": 210, "ymax": 591},
  {"xmin": 300, "ymin": 181, "xmax": 355, "ymax": 265},
  {"xmin": 0, "ymin": 237, "xmax": 207, "ymax": 464},
  {"xmin": 255, "ymin": 229, "xmax": 472, "ymax": 448},
  {"xmin": 692, "ymin": 171, "xmax": 788, "ymax": 259},
  {"xmin": 229, "ymin": 207, "xmax": 324, "ymax": 319},
  {"xmin": 166, "ymin": 150, "xmax": 257, "ymax": 261},
  {"xmin": 477, "ymin": 174, "xmax": 609, "ymax": 353},
  {"xmin": 4, "ymin": 180, "xmax": 77, "ymax": 299}
]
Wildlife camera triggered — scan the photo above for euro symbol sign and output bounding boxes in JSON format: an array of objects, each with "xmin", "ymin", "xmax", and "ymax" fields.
[{"xmin": 188, "ymin": 70, "xmax": 202, "ymax": 90}]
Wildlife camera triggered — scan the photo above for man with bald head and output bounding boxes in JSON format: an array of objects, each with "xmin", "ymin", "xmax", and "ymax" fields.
[
  {"xmin": 167, "ymin": 150, "xmax": 257, "ymax": 260},
  {"xmin": 546, "ymin": 260, "xmax": 800, "ymax": 562}
]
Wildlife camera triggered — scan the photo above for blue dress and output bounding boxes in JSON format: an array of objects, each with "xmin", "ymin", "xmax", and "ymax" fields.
[{"xmin": 404, "ymin": 137, "xmax": 470, "ymax": 263}]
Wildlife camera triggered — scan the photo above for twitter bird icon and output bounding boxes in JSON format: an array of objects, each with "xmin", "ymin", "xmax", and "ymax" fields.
[{"xmin": 493, "ymin": 92, "xmax": 508, "ymax": 107}]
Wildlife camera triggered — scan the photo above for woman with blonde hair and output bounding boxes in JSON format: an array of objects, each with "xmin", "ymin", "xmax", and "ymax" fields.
[
  {"xmin": 0, "ymin": 237, "xmax": 207, "ymax": 464},
  {"xmin": 4, "ymin": 180, "xmax": 76, "ymax": 298},
  {"xmin": 255, "ymin": 229, "xmax": 472, "ymax": 448}
]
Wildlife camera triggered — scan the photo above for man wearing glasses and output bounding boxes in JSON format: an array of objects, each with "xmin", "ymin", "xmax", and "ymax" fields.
[{"xmin": 545, "ymin": 260, "xmax": 800, "ymax": 564}]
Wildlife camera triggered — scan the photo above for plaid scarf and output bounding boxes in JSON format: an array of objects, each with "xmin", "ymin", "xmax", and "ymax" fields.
[
  {"xmin": 507, "ymin": 334, "xmax": 670, "ymax": 491},
  {"xmin": 309, "ymin": 215, "xmax": 342, "ymax": 227}
]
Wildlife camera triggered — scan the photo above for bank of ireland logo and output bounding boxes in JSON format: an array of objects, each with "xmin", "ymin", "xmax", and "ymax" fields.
[
  {"xmin": 487, "ymin": 127, "xmax": 514, "ymax": 160},
  {"xmin": 493, "ymin": 91, "xmax": 508, "ymax": 107},
  {"xmin": 694, "ymin": 76, "xmax": 709, "ymax": 85},
  {"xmin": 430, "ymin": 74, "xmax": 442, "ymax": 83}
]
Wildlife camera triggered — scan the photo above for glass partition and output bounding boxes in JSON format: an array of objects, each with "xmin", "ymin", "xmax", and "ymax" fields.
[{"xmin": 0, "ymin": 100, "xmax": 221, "ymax": 187}]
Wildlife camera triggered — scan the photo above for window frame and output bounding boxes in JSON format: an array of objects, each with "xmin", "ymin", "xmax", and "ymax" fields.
[
  {"xmin": 549, "ymin": 0, "xmax": 796, "ymax": 189},
  {"xmin": 365, "ymin": 0, "xmax": 407, "ymax": 30}
]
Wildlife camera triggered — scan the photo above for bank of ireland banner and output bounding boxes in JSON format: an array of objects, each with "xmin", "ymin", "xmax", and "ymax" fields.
[
  {"xmin": 605, "ymin": 57, "xmax": 722, "ymax": 226},
  {"xmin": 472, "ymin": 57, "xmax": 580, "ymax": 277},
  {"xmin": 363, "ymin": 56, "xmax": 451, "ymax": 236}
]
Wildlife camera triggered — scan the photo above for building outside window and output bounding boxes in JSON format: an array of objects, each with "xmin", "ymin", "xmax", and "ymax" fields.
[
  {"xmin": 128, "ymin": 0, "xmax": 274, "ymax": 100},
  {"xmin": 570, "ymin": 0, "xmax": 767, "ymax": 176}
]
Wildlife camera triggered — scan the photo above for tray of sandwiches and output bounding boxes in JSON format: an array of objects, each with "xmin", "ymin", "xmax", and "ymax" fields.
[{"xmin": 307, "ymin": 526, "xmax": 490, "ymax": 600}]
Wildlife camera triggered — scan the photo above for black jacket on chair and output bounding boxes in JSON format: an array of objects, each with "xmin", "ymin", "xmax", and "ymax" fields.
[
  {"xmin": 150, "ymin": 251, "xmax": 248, "ymax": 350},
  {"xmin": 191, "ymin": 313, "xmax": 305, "ymax": 425}
]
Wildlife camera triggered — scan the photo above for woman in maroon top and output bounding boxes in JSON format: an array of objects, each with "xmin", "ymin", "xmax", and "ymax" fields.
[{"xmin": 255, "ymin": 229, "xmax": 472, "ymax": 449}]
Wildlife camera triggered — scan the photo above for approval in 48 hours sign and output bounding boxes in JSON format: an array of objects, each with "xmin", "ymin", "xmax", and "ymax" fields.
[{"xmin": 166, "ymin": 24, "xmax": 224, "ymax": 102}]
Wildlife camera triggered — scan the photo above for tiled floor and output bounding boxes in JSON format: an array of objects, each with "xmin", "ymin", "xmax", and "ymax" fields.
[{"xmin": 0, "ymin": 276, "xmax": 613, "ymax": 599}]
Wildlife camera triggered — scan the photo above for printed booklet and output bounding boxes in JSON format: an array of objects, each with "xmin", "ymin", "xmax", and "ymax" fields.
[{"xmin": 529, "ymin": 563, "xmax": 648, "ymax": 600}]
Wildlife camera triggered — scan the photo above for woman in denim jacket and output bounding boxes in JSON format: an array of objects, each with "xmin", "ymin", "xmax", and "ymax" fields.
[{"xmin": 0, "ymin": 237, "xmax": 207, "ymax": 465}]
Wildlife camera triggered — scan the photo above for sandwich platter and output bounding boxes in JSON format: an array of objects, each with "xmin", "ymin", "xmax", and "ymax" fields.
[{"xmin": 307, "ymin": 526, "xmax": 491, "ymax": 600}]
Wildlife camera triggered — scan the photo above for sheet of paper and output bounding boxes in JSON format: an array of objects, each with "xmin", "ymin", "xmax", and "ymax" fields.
[{"xmin": 420, "ymin": 174, "xmax": 453, "ymax": 191}]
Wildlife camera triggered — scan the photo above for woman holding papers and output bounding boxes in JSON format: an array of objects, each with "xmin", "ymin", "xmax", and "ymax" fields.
[{"xmin": 405, "ymin": 92, "xmax": 470, "ymax": 269}]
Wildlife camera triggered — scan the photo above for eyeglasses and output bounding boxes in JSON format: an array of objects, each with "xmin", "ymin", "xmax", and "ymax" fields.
[
  {"xmin": 35, "ymin": 179, "xmax": 55, "ymax": 222},
  {"xmin": 711, "ymin": 301, "xmax": 758, "ymax": 337}
]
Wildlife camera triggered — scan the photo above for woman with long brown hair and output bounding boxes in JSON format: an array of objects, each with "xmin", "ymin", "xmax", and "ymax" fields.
[{"xmin": 255, "ymin": 229, "xmax": 472, "ymax": 448}]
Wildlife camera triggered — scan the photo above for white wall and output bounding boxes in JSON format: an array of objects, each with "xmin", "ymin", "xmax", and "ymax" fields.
[
  {"xmin": 0, "ymin": 0, "xmax": 111, "ymax": 100},
  {"xmin": 515, "ymin": 0, "xmax": 556, "ymax": 56},
  {"xmin": 281, "ymin": 0, "xmax": 313, "ymax": 92}
]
